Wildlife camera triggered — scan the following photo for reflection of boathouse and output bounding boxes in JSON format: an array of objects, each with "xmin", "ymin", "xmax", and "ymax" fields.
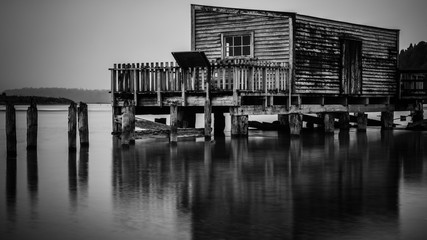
[
  {"xmin": 110, "ymin": 130, "xmax": 415, "ymax": 239},
  {"xmin": 110, "ymin": 5, "xmax": 426, "ymax": 138}
]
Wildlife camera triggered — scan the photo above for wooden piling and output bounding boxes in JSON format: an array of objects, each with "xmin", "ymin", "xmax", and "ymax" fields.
[
  {"xmin": 170, "ymin": 104, "xmax": 178, "ymax": 143},
  {"xmin": 6, "ymin": 103, "xmax": 17, "ymax": 157},
  {"xmin": 121, "ymin": 101, "xmax": 132, "ymax": 146},
  {"xmin": 288, "ymin": 113, "xmax": 302, "ymax": 136},
  {"xmin": 68, "ymin": 102, "xmax": 77, "ymax": 150},
  {"xmin": 278, "ymin": 114, "xmax": 289, "ymax": 131},
  {"xmin": 26, "ymin": 100, "xmax": 38, "ymax": 150},
  {"xmin": 356, "ymin": 112, "xmax": 368, "ymax": 132},
  {"xmin": 412, "ymin": 101, "xmax": 424, "ymax": 123},
  {"xmin": 78, "ymin": 102, "xmax": 89, "ymax": 147},
  {"xmin": 339, "ymin": 112, "xmax": 351, "ymax": 131},
  {"xmin": 324, "ymin": 113, "xmax": 335, "ymax": 134},
  {"xmin": 231, "ymin": 115, "xmax": 248, "ymax": 137},
  {"xmin": 129, "ymin": 101, "xmax": 135, "ymax": 144},
  {"xmin": 214, "ymin": 112, "xmax": 225, "ymax": 136},
  {"xmin": 204, "ymin": 100, "xmax": 212, "ymax": 140},
  {"xmin": 381, "ymin": 111, "xmax": 394, "ymax": 130}
]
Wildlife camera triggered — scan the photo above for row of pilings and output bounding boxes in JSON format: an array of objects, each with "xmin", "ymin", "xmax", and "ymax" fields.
[{"xmin": 4, "ymin": 101, "xmax": 89, "ymax": 158}]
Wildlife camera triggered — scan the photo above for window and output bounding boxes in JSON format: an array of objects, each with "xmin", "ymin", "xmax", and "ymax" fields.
[{"xmin": 222, "ymin": 32, "xmax": 253, "ymax": 58}]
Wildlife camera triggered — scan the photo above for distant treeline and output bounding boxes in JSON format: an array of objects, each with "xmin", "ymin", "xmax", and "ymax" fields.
[
  {"xmin": 0, "ymin": 94, "xmax": 73, "ymax": 105},
  {"xmin": 399, "ymin": 41, "xmax": 427, "ymax": 70},
  {"xmin": 3, "ymin": 88, "xmax": 110, "ymax": 103}
]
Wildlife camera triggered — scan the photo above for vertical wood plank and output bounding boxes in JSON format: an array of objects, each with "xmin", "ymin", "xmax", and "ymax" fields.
[
  {"xmin": 27, "ymin": 100, "xmax": 38, "ymax": 150},
  {"xmin": 78, "ymin": 102, "xmax": 89, "ymax": 147},
  {"xmin": 170, "ymin": 104, "xmax": 178, "ymax": 143},
  {"xmin": 6, "ymin": 103, "xmax": 17, "ymax": 157},
  {"xmin": 68, "ymin": 102, "xmax": 77, "ymax": 150}
]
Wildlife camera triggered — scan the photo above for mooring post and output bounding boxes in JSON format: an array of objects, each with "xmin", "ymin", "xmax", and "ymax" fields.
[
  {"xmin": 288, "ymin": 113, "xmax": 302, "ymax": 136},
  {"xmin": 78, "ymin": 102, "xmax": 89, "ymax": 147},
  {"xmin": 6, "ymin": 103, "xmax": 17, "ymax": 157},
  {"xmin": 204, "ymin": 65, "xmax": 212, "ymax": 140},
  {"xmin": 27, "ymin": 100, "xmax": 38, "ymax": 150},
  {"xmin": 324, "ymin": 113, "xmax": 335, "ymax": 134},
  {"xmin": 339, "ymin": 112, "xmax": 351, "ymax": 132},
  {"xmin": 68, "ymin": 102, "xmax": 77, "ymax": 150},
  {"xmin": 356, "ymin": 112, "xmax": 368, "ymax": 132},
  {"xmin": 129, "ymin": 100, "xmax": 135, "ymax": 144},
  {"xmin": 214, "ymin": 112, "xmax": 225, "ymax": 137},
  {"xmin": 170, "ymin": 104, "xmax": 178, "ymax": 144},
  {"xmin": 121, "ymin": 101, "xmax": 132, "ymax": 146},
  {"xmin": 412, "ymin": 101, "xmax": 424, "ymax": 123},
  {"xmin": 230, "ymin": 114, "xmax": 248, "ymax": 137},
  {"xmin": 381, "ymin": 111, "xmax": 394, "ymax": 130},
  {"xmin": 278, "ymin": 114, "xmax": 289, "ymax": 131}
]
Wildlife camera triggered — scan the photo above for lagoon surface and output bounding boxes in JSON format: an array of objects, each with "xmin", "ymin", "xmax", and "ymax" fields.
[{"xmin": 1, "ymin": 105, "xmax": 427, "ymax": 240}]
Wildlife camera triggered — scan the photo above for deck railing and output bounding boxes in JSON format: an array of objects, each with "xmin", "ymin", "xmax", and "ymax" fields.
[
  {"xmin": 399, "ymin": 70, "xmax": 427, "ymax": 99},
  {"xmin": 110, "ymin": 59, "xmax": 291, "ymax": 95}
]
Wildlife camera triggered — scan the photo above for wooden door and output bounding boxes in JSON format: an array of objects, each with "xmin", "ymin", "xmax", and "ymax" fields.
[{"xmin": 341, "ymin": 39, "xmax": 362, "ymax": 95}]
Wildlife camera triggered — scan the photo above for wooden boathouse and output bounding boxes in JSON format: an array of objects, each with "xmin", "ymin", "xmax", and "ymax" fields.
[{"xmin": 110, "ymin": 5, "xmax": 426, "ymax": 142}]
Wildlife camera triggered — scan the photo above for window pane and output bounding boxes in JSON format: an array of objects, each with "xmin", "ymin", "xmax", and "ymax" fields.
[
  {"xmin": 243, "ymin": 46, "xmax": 250, "ymax": 56},
  {"xmin": 234, "ymin": 46, "xmax": 241, "ymax": 56},
  {"xmin": 229, "ymin": 47, "xmax": 234, "ymax": 56},
  {"xmin": 242, "ymin": 35, "xmax": 250, "ymax": 45},
  {"xmin": 233, "ymin": 36, "xmax": 241, "ymax": 46},
  {"xmin": 225, "ymin": 37, "xmax": 233, "ymax": 45}
]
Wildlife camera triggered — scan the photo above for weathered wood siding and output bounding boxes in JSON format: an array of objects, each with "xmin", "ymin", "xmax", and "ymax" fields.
[
  {"xmin": 192, "ymin": 5, "xmax": 292, "ymax": 63},
  {"xmin": 294, "ymin": 15, "xmax": 399, "ymax": 96}
]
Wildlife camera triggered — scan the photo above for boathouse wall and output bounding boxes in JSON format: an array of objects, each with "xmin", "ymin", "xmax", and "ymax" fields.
[
  {"xmin": 293, "ymin": 15, "xmax": 400, "ymax": 96},
  {"xmin": 191, "ymin": 5, "xmax": 292, "ymax": 63}
]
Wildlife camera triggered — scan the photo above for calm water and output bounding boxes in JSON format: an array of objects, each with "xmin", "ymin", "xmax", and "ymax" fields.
[{"xmin": 1, "ymin": 105, "xmax": 427, "ymax": 240}]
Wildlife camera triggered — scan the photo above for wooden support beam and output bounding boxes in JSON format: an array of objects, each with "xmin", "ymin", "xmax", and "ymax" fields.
[
  {"xmin": 381, "ymin": 111, "xmax": 394, "ymax": 130},
  {"xmin": 27, "ymin": 100, "xmax": 38, "ymax": 150},
  {"xmin": 204, "ymin": 100, "xmax": 212, "ymax": 140},
  {"xmin": 121, "ymin": 101, "xmax": 132, "ymax": 146},
  {"xmin": 68, "ymin": 102, "xmax": 77, "ymax": 150},
  {"xmin": 214, "ymin": 112, "xmax": 225, "ymax": 136},
  {"xmin": 338, "ymin": 112, "xmax": 351, "ymax": 131},
  {"xmin": 231, "ymin": 114, "xmax": 248, "ymax": 137},
  {"xmin": 323, "ymin": 113, "xmax": 335, "ymax": 134},
  {"xmin": 6, "ymin": 103, "xmax": 17, "ymax": 157},
  {"xmin": 170, "ymin": 104, "xmax": 178, "ymax": 143},
  {"xmin": 78, "ymin": 102, "xmax": 89, "ymax": 147},
  {"xmin": 356, "ymin": 112, "xmax": 367, "ymax": 132},
  {"xmin": 288, "ymin": 113, "xmax": 302, "ymax": 136},
  {"xmin": 278, "ymin": 114, "xmax": 289, "ymax": 131}
]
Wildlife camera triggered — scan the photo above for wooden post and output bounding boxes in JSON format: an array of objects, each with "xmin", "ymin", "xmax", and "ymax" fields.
[
  {"xmin": 381, "ymin": 111, "xmax": 394, "ymax": 130},
  {"xmin": 288, "ymin": 113, "xmax": 302, "ymax": 136},
  {"xmin": 27, "ymin": 100, "xmax": 38, "ymax": 150},
  {"xmin": 78, "ymin": 102, "xmax": 89, "ymax": 147},
  {"xmin": 68, "ymin": 102, "xmax": 77, "ymax": 150},
  {"xmin": 214, "ymin": 112, "xmax": 225, "ymax": 136},
  {"xmin": 205, "ymin": 65, "xmax": 212, "ymax": 140},
  {"xmin": 338, "ymin": 112, "xmax": 351, "ymax": 131},
  {"xmin": 324, "ymin": 113, "xmax": 335, "ymax": 133},
  {"xmin": 170, "ymin": 104, "xmax": 178, "ymax": 143},
  {"xmin": 129, "ymin": 101, "xmax": 135, "ymax": 144},
  {"xmin": 230, "ymin": 115, "xmax": 248, "ymax": 137},
  {"xmin": 6, "ymin": 103, "xmax": 17, "ymax": 157},
  {"xmin": 356, "ymin": 112, "xmax": 368, "ymax": 132},
  {"xmin": 121, "ymin": 101, "xmax": 132, "ymax": 146},
  {"xmin": 278, "ymin": 114, "xmax": 289, "ymax": 131}
]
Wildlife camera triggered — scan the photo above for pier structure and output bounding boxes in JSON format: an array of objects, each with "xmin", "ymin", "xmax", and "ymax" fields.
[{"xmin": 109, "ymin": 5, "xmax": 426, "ymax": 141}]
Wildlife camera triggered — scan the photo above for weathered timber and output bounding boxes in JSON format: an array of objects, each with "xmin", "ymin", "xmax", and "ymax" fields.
[
  {"xmin": 78, "ymin": 102, "xmax": 89, "ymax": 147},
  {"xmin": 214, "ymin": 112, "xmax": 225, "ymax": 136},
  {"xmin": 121, "ymin": 102, "xmax": 132, "ymax": 146},
  {"xmin": 339, "ymin": 112, "xmax": 351, "ymax": 131},
  {"xmin": 6, "ymin": 103, "xmax": 17, "ymax": 157},
  {"xmin": 68, "ymin": 102, "xmax": 77, "ymax": 150},
  {"xmin": 289, "ymin": 113, "xmax": 302, "ymax": 136},
  {"xmin": 231, "ymin": 114, "xmax": 248, "ymax": 136},
  {"xmin": 170, "ymin": 104, "xmax": 178, "ymax": 143},
  {"xmin": 26, "ymin": 101, "xmax": 38, "ymax": 150},
  {"xmin": 381, "ymin": 111, "xmax": 394, "ymax": 130},
  {"xmin": 356, "ymin": 112, "xmax": 368, "ymax": 132},
  {"xmin": 323, "ymin": 113, "xmax": 335, "ymax": 133},
  {"xmin": 204, "ymin": 99, "xmax": 212, "ymax": 139}
]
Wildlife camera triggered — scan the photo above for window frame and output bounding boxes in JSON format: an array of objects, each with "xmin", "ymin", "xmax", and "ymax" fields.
[{"xmin": 221, "ymin": 31, "xmax": 254, "ymax": 59}]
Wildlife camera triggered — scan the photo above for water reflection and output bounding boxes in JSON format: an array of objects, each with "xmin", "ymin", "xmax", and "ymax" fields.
[
  {"xmin": 6, "ymin": 157, "xmax": 17, "ymax": 223},
  {"xmin": 68, "ymin": 150, "xmax": 77, "ymax": 211},
  {"xmin": 110, "ymin": 131, "xmax": 408, "ymax": 239},
  {"xmin": 78, "ymin": 147, "xmax": 89, "ymax": 200},
  {"xmin": 27, "ymin": 150, "xmax": 38, "ymax": 220}
]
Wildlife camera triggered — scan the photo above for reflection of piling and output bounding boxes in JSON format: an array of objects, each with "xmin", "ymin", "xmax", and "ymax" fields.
[
  {"xmin": 68, "ymin": 102, "xmax": 77, "ymax": 149},
  {"xmin": 27, "ymin": 100, "xmax": 38, "ymax": 149},
  {"xmin": 78, "ymin": 102, "xmax": 89, "ymax": 147},
  {"xmin": 6, "ymin": 157, "xmax": 17, "ymax": 221},
  {"xmin": 6, "ymin": 103, "xmax": 17, "ymax": 157}
]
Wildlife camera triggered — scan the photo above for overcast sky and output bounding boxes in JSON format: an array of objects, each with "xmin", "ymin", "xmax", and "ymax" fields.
[{"xmin": 1, "ymin": 0, "xmax": 426, "ymax": 92}]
